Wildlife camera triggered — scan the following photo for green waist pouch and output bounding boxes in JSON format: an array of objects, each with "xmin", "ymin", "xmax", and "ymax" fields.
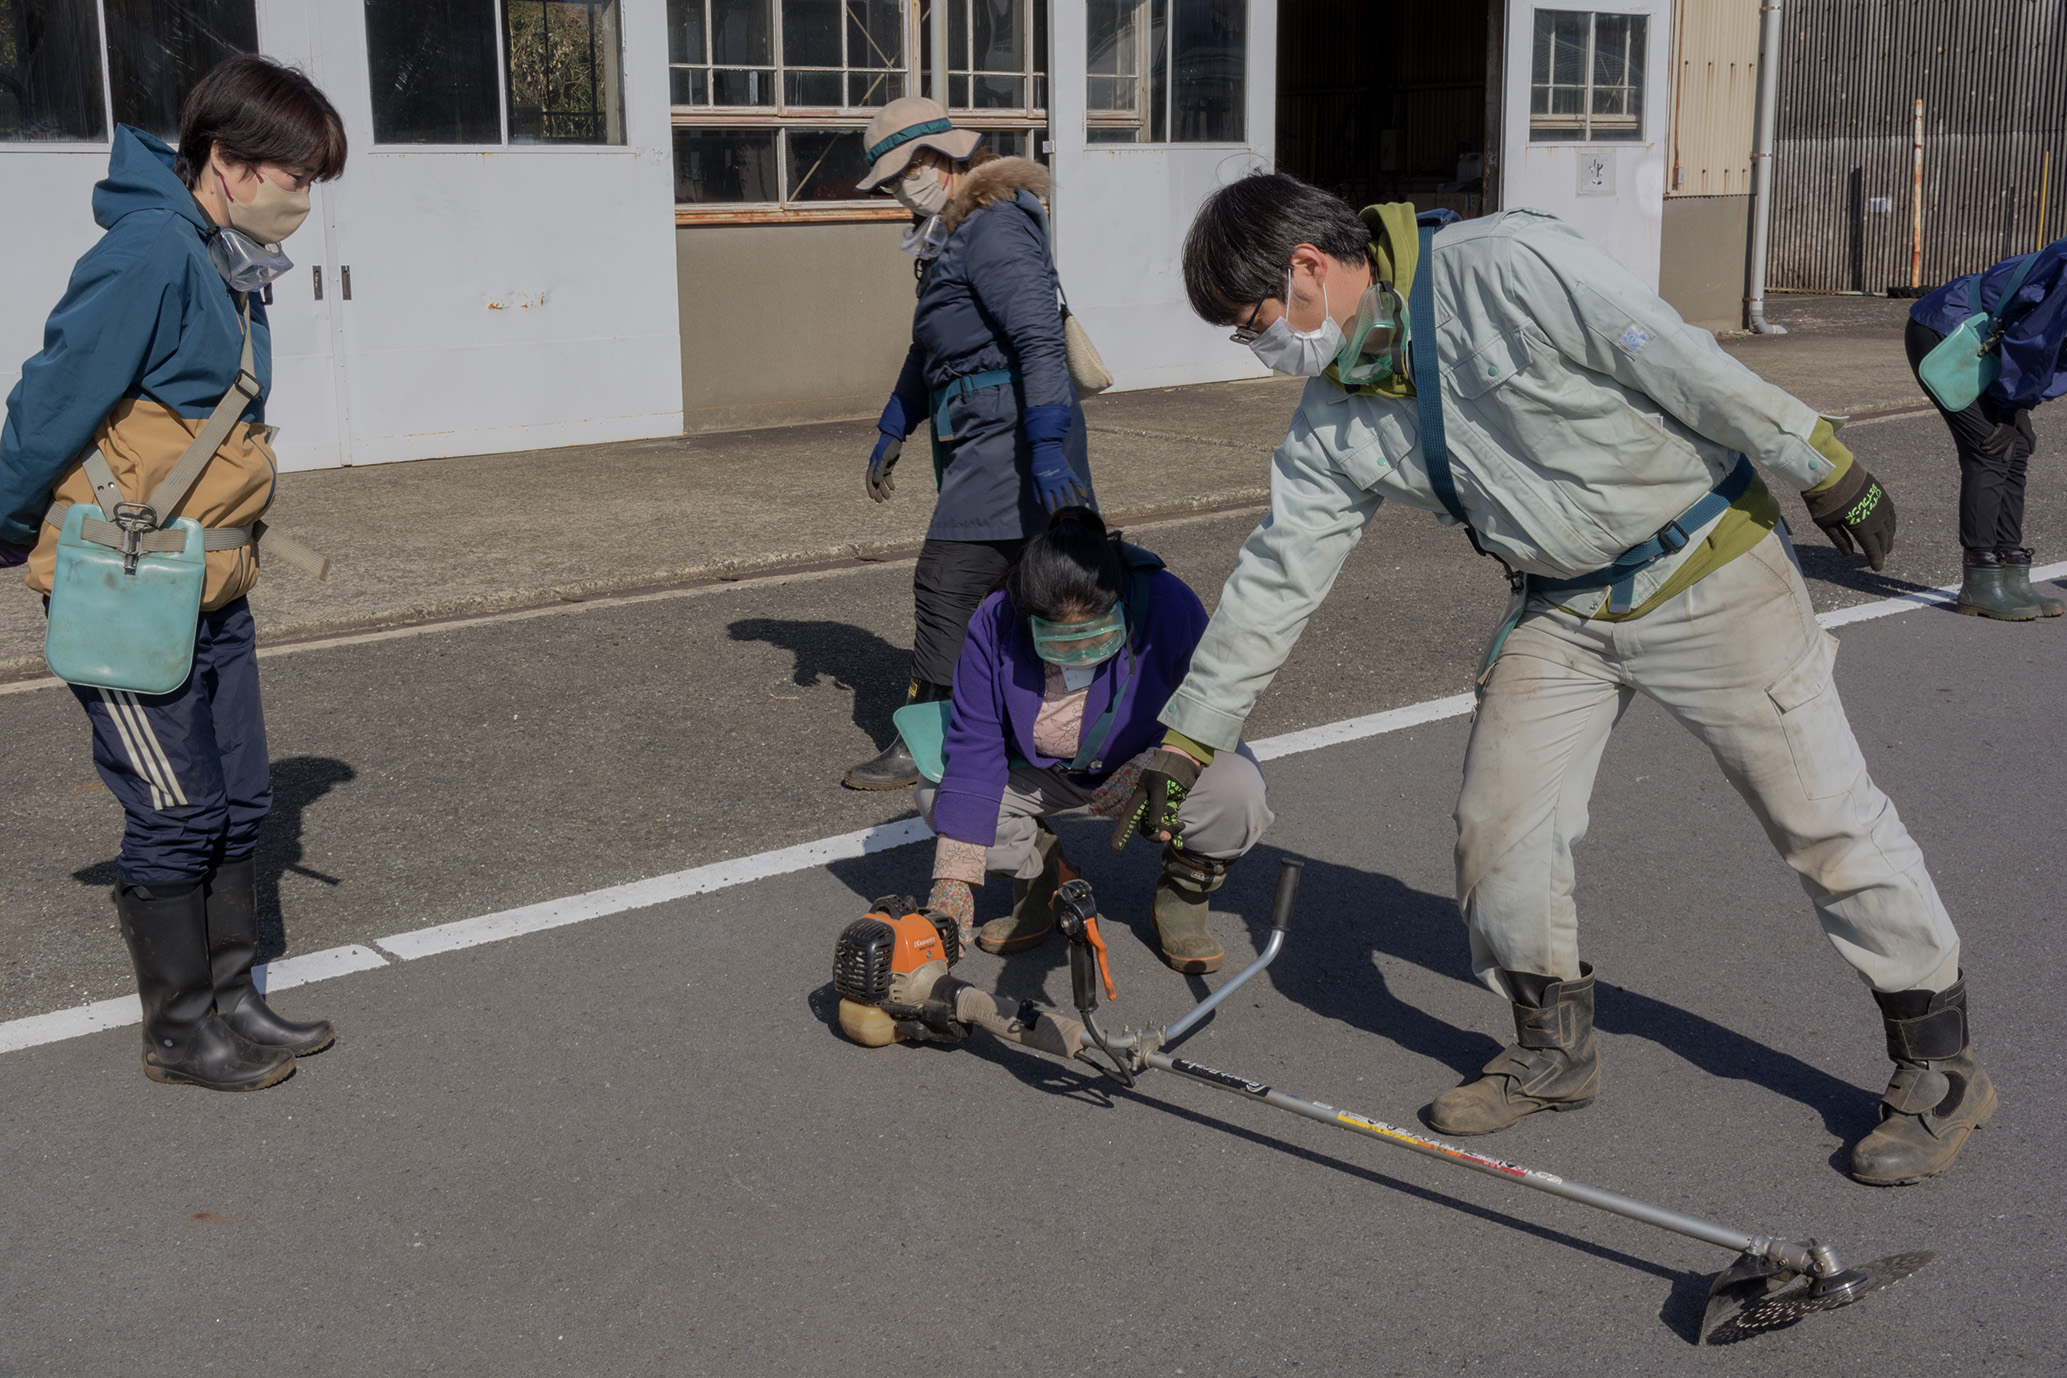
[
  {"xmin": 1915, "ymin": 311, "xmax": 1998, "ymax": 412},
  {"xmin": 44, "ymin": 503, "xmax": 208, "ymax": 695}
]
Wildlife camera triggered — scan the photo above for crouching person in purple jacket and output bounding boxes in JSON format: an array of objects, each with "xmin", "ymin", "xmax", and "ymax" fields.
[{"xmin": 914, "ymin": 509, "xmax": 1273, "ymax": 972}]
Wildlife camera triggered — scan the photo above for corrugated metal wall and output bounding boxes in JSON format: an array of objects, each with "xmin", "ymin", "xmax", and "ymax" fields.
[
  {"xmin": 1667, "ymin": 0, "xmax": 1758, "ymax": 197},
  {"xmin": 1770, "ymin": 0, "xmax": 2067, "ymax": 292}
]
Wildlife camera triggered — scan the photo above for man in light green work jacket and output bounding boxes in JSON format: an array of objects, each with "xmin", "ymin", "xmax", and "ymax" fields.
[{"xmin": 1111, "ymin": 174, "xmax": 1991, "ymax": 1187}]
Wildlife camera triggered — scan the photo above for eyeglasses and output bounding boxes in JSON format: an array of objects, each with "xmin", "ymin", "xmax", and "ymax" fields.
[{"xmin": 1229, "ymin": 296, "xmax": 1269, "ymax": 346}]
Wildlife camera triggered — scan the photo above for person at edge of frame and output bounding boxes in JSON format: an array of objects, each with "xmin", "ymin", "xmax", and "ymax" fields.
[
  {"xmin": 0, "ymin": 56, "xmax": 348, "ymax": 1092},
  {"xmin": 911, "ymin": 507, "xmax": 1273, "ymax": 972},
  {"xmin": 840, "ymin": 96, "xmax": 1096, "ymax": 791},
  {"xmin": 1115, "ymin": 172, "xmax": 1991, "ymax": 1188},
  {"xmin": 1904, "ymin": 236, "xmax": 2067, "ymax": 619}
]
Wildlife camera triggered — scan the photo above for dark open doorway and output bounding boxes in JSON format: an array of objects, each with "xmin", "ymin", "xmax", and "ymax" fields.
[{"xmin": 1276, "ymin": 0, "xmax": 1500, "ymax": 216}]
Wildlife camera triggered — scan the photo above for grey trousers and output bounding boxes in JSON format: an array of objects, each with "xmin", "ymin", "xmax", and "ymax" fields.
[
  {"xmin": 915, "ymin": 743, "xmax": 1274, "ymax": 880},
  {"xmin": 1456, "ymin": 530, "xmax": 1961, "ymax": 1001}
]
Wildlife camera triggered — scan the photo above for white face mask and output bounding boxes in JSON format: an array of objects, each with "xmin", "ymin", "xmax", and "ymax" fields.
[
  {"xmin": 891, "ymin": 161, "xmax": 950, "ymax": 218},
  {"xmin": 1246, "ymin": 268, "xmax": 1344, "ymax": 377}
]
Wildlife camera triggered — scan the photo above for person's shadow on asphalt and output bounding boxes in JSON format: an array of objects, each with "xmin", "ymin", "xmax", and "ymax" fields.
[
  {"xmin": 72, "ymin": 755, "xmax": 356, "ymax": 965},
  {"xmin": 726, "ymin": 617, "xmax": 910, "ymax": 750}
]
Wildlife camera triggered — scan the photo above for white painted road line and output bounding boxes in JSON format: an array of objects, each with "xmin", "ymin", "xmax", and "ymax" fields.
[
  {"xmin": 4, "ymin": 565, "xmax": 2061, "ymax": 1057},
  {"xmin": 374, "ymin": 818, "xmax": 933, "ymax": 960}
]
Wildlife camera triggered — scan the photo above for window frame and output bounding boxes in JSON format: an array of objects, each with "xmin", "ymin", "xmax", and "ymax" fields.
[
  {"xmin": 361, "ymin": 0, "xmax": 630, "ymax": 152},
  {"xmin": 671, "ymin": 0, "xmax": 1048, "ymax": 225},
  {"xmin": 1083, "ymin": 0, "xmax": 1247, "ymax": 149},
  {"xmin": 1528, "ymin": 7, "xmax": 1648, "ymax": 145}
]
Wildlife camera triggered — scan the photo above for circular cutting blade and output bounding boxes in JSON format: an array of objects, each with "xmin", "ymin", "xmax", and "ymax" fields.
[{"xmin": 1704, "ymin": 1251, "xmax": 1938, "ymax": 1345}]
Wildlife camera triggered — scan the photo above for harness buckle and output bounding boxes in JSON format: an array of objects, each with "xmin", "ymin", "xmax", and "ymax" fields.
[
  {"xmin": 1655, "ymin": 518, "xmax": 1691, "ymax": 555},
  {"xmin": 111, "ymin": 502, "xmax": 159, "ymax": 575}
]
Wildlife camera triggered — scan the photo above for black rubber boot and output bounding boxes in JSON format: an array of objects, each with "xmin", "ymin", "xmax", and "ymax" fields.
[
  {"xmin": 1851, "ymin": 975, "xmax": 1997, "ymax": 1186},
  {"xmin": 116, "ymin": 880, "xmax": 295, "ymax": 1092},
  {"xmin": 1998, "ymin": 547, "xmax": 2064, "ymax": 617},
  {"xmin": 206, "ymin": 855, "xmax": 335, "ymax": 1056},
  {"xmin": 1151, "ymin": 846, "xmax": 1228, "ymax": 974},
  {"xmin": 843, "ymin": 681, "xmax": 948, "ymax": 790},
  {"xmin": 979, "ymin": 824, "xmax": 1069, "ymax": 954},
  {"xmin": 1956, "ymin": 549, "xmax": 2040, "ymax": 620},
  {"xmin": 1427, "ymin": 964, "xmax": 1600, "ymax": 1136}
]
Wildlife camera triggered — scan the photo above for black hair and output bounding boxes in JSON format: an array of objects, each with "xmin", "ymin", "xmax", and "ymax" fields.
[
  {"xmin": 1181, "ymin": 172, "xmax": 1372, "ymax": 325},
  {"xmin": 1006, "ymin": 507, "xmax": 1126, "ymax": 621},
  {"xmin": 176, "ymin": 54, "xmax": 348, "ymax": 188}
]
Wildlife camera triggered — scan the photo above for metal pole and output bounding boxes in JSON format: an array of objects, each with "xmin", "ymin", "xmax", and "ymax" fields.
[
  {"xmin": 1910, "ymin": 97, "xmax": 1924, "ymax": 289},
  {"xmin": 2036, "ymin": 150, "xmax": 2049, "ymax": 251},
  {"xmin": 1744, "ymin": 0, "xmax": 1786, "ymax": 333}
]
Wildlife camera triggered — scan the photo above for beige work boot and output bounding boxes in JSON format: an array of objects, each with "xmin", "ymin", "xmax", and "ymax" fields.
[
  {"xmin": 978, "ymin": 825, "xmax": 1071, "ymax": 954},
  {"xmin": 1151, "ymin": 845, "xmax": 1228, "ymax": 974},
  {"xmin": 1851, "ymin": 975, "xmax": 1998, "ymax": 1186},
  {"xmin": 1428, "ymin": 964, "xmax": 1600, "ymax": 1136}
]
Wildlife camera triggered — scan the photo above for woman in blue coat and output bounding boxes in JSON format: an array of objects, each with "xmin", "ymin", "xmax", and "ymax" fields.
[
  {"xmin": 0, "ymin": 57, "xmax": 345, "ymax": 1092},
  {"xmin": 842, "ymin": 97, "xmax": 1097, "ymax": 789},
  {"xmin": 1906, "ymin": 239, "xmax": 2067, "ymax": 619}
]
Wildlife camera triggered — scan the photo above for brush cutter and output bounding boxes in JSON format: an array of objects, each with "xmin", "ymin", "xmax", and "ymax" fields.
[{"xmin": 831, "ymin": 858, "xmax": 1936, "ymax": 1344}]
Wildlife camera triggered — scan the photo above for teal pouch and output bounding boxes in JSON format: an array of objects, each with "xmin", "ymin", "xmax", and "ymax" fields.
[
  {"xmin": 44, "ymin": 504, "xmax": 207, "ymax": 695},
  {"xmin": 1916, "ymin": 310, "xmax": 1998, "ymax": 412},
  {"xmin": 894, "ymin": 700, "xmax": 954, "ymax": 784}
]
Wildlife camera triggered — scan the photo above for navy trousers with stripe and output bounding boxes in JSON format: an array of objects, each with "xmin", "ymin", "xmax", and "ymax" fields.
[{"xmin": 74, "ymin": 598, "xmax": 272, "ymax": 886}]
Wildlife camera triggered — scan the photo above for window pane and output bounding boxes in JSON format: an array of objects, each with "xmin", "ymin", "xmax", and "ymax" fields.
[
  {"xmin": 505, "ymin": 0, "xmax": 624, "ymax": 144},
  {"xmin": 785, "ymin": 126, "xmax": 867, "ymax": 199},
  {"xmin": 0, "ymin": 0, "xmax": 106, "ymax": 141},
  {"xmin": 1590, "ymin": 12, "xmax": 1644, "ymax": 139},
  {"xmin": 846, "ymin": 69, "xmax": 900, "ymax": 105},
  {"xmin": 670, "ymin": 66, "xmax": 708, "ymax": 102},
  {"xmin": 781, "ymin": 0, "xmax": 839, "ymax": 67},
  {"xmin": 712, "ymin": 67, "xmax": 772, "ymax": 104},
  {"xmin": 365, "ymin": 0, "xmax": 501, "ymax": 143},
  {"xmin": 948, "ymin": 0, "xmax": 966, "ymax": 73},
  {"xmin": 667, "ymin": 0, "xmax": 706, "ymax": 62},
  {"xmin": 1529, "ymin": 8, "xmax": 1590, "ymax": 142},
  {"xmin": 785, "ymin": 69, "xmax": 840, "ymax": 105},
  {"xmin": 970, "ymin": 0, "xmax": 1019, "ymax": 74},
  {"xmin": 674, "ymin": 126, "xmax": 777, "ymax": 200},
  {"xmin": 972, "ymin": 74, "xmax": 1021, "ymax": 107},
  {"xmin": 1549, "ymin": 11, "xmax": 1586, "ymax": 85},
  {"xmin": 1168, "ymin": 0, "xmax": 1240, "ymax": 141},
  {"xmin": 103, "ymin": 0, "xmax": 255, "ymax": 142},
  {"xmin": 1147, "ymin": 0, "xmax": 1166, "ymax": 142},
  {"xmin": 710, "ymin": 0, "xmax": 770, "ymax": 64},
  {"xmin": 845, "ymin": 0, "xmax": 900, "ymax": 72}
]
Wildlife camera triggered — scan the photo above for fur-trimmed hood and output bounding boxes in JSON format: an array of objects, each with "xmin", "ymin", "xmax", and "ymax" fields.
[{"xmin": 943, "ymin": 156, "xmax": 1050, "ymax": 234}]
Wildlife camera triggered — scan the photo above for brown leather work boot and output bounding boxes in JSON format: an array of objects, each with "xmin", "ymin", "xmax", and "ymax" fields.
[
  {"xmin": 1427, "ymin": 964, "xmax": 1600, "ymax": 1136},
  {"xmin": 1151, "ymin": 845, "xmax": 1229, "ymax": 974},
  {"xmin": 978, "ymin": 825, "xmax": 1072, "ymax": 954},
  {"xmin": 1851, "ymin": 975, "xmax": 1997, "ymax": 1186}
]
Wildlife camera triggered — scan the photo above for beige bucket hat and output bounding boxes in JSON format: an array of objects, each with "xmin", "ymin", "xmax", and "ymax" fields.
[{"xmin": 855, "ymin": 96, "xmax": 984, "ymax": 192}]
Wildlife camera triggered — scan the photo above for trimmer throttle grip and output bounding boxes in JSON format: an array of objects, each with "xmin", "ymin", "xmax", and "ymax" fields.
[{"xmin": 1269, "ymin": 857, "xmax": 1305, "ymax": 933}]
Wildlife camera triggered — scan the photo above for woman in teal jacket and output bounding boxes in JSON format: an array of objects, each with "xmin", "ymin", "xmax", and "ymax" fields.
[{"xmin": 0, "ymin": 56, "xmax": 346, "ymax": 1093}]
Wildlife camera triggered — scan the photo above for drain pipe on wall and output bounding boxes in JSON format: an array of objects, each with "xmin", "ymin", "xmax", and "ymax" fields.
[{"xmin": 1744, "ymin": 0, "xmax": 1787, "ymax": 333}]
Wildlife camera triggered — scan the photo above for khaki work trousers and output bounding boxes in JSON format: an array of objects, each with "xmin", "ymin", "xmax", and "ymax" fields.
[
  {"xmin": 915, "ymin": 744, "xmax": 1274, "ymax": 880},
  {"xmin": 1456, "ymin": 529, "xmax": 1961, "ymax": 1001}
]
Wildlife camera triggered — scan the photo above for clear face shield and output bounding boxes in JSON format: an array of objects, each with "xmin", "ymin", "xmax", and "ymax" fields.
[{"xmin": 1333, "ymin": 279, "xmax": 1409, "ymax": 387}]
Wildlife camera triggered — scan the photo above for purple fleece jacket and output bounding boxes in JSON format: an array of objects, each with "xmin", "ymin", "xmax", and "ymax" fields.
[{"xmin": 932, "ymin": 569, "xmax": 1209, "ymax": 848}]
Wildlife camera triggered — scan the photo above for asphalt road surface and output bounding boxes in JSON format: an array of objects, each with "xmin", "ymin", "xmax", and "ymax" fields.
[{"xmin": 2, "ymin": 409, "xmax": 2063, "ymax": 1376}]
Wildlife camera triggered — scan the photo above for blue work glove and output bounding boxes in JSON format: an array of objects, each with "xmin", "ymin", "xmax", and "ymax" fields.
[
  {"xmin": 0, "ymin": 541, "xmax": 27, "ymax": 569},
  {"xmin": 866, "ymin": 394, "xmax": 919, "ymax": 503},
  {"xmin": 1022, "ymin": 404, "xmax": 1089, "ymax": 513}
]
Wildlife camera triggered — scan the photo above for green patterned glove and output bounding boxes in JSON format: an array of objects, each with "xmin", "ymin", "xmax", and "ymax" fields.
[{"xmin": 1108, "ymin": 742, "xmax": 1208, "ymax": 851}]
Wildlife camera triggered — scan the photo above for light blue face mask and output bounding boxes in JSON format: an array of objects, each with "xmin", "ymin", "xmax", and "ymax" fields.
[{"xmin": 1029, "ymin": 605, "xmax": 1126, "ymax": 666}]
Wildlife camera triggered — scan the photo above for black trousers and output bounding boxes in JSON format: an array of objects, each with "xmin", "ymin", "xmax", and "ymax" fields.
[
  {"xmin": 1905, "ymin": 318, "xmax": 2038, "ymax": 551},
  {"xmin": 909, "ymin": 537, "xmax": 1025, "ymax": 690}
]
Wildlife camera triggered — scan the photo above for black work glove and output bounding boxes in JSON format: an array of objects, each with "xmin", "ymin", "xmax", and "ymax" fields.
[
  {"xmin": 1801, "ymin": 463, "xmax": 1897, "ymax": 572},
  {"xmin": 1108, "ymin": 748, "xmax": 1205, "ymax": 851},
  {"xmin": 1979, "ymin": 409, "xmax": 2037, "ymax": 457},
  {"xmin": 865, "ymin": 430, "xmax": 902, "ymax": 503}
]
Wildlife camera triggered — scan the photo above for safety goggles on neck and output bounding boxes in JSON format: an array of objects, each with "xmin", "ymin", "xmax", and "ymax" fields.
[{"xmin": 1029, "ymin": 605, "xmax": 1126, "ymax": 666}]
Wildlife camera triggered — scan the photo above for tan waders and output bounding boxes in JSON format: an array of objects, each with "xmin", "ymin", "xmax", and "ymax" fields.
[
  {"xmin": 978, "ymin": 823, "xmax": 1070, "ymax": 954},
  {"xmin": 1427, "ymin": 965, "xmax": 1600, "ymax": 1136},
  {"xmin": 1152, "ymin": 845, "xmax": 1228, "ymax": 974},
  {"xmin": 1851, "ymin": 975, "xmax": 1997, "ymax": 1185}
]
